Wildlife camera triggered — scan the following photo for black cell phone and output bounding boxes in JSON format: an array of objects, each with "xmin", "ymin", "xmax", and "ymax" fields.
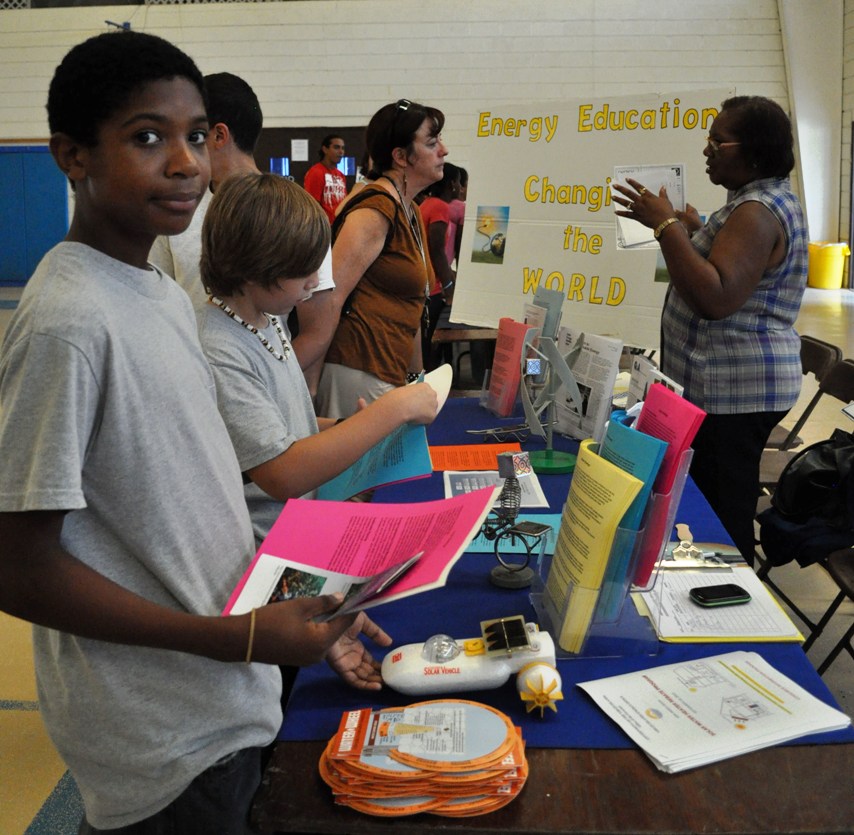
[{"xmin": 689, "ymin": 583, "xmax": 751, "ymax": 607}]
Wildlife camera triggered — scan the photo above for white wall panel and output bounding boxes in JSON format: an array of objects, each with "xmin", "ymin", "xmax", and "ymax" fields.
[
  {"xmin": 0, "ymin": 0, "xmax": 787, "ymax": 150},
  {"xmin": 3, "ymin": 0, "xmax": 845, "ymax": 237}
]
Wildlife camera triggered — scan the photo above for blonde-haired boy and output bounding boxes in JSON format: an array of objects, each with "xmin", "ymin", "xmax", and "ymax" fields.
[{"xmin": 197, "ymin": 172, "xmax": 438, "ymax": 544}]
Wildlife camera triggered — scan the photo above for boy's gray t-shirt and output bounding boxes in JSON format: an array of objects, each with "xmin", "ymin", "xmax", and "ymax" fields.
[
  {"xmin": 0, "ymin": 243, "xmax": 281, "ymax": 829},
  {"xmin": 196, "ymin": 302, "xmax": 318, "ymax": 545}
]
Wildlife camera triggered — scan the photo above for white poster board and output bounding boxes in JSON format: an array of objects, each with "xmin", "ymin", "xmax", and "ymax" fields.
[{"xmin": 452, "ymin": 90, "xmax": 733, "ymax": 350}]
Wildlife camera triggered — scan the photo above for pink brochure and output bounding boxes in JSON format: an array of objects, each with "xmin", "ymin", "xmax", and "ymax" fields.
[
  {"xmin": 223, "ymin": 486, "xmax": 498, "ymax": 616},
  {"xmin": 634, "ymin": 382, "xmax": 705, "ymax": 494},
  {"xmin": 631, "ymin": 383, "xmax": 706, "ymax": 586},
  {"xmin": 486, "ymin": 317, "xmax": 535, "ymax": 417}
]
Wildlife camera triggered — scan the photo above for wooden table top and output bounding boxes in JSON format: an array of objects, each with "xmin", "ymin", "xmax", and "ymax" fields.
[
  {"xmin": 252, "ymin": 737, "xmax": 854, "ymax": 834},
  {"xmin": 252, "ymin": 397, "xmax": 853, "ymax": 834},
  {"xmin": 431, "ymin": 327, "xmax": 499, "ymax": 344}
]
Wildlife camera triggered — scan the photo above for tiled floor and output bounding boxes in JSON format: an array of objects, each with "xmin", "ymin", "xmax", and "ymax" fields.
[{"xmin": 0, "ymin": 284, "xmax": 853, "ymax": 834}]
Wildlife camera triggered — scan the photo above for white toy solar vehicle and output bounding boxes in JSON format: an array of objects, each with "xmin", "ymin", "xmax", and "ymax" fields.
[{"xmin": 381, "ymin": 616, "xmax": 563, "ymax": 716}]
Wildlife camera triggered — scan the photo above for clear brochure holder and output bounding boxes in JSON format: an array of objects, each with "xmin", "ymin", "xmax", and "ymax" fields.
[{"xmin": 529, "ymin": 447, "xmax": 693, "ymax": 659}]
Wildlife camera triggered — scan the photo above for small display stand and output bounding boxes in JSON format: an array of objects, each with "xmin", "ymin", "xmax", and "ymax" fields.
[
  {"xmin": 529, "ymin": 446, "xmax": 576, "ymax": 475},
  {"xmin": 488, "ymin": 521, "xmax": 553, "ymax": 589},
  {"xmin": 519, "ymin": 334, "xmax": 582, "ymax": 475},
  {"xmin": 481, "ymin": 451, "xmax": 554, "ymax": 590},
  {"xmin": 528, "ymin": 448, "xmax": 693, "ymax": 659},
  {"xmin": 529, "ymin": 525, "xmax": 660, "ymax": 660}
]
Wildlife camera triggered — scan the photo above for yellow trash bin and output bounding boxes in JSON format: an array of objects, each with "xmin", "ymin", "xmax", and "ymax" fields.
[{"xmin": 807, "ymin": 241, "xmax": 850, "ymax": 289}]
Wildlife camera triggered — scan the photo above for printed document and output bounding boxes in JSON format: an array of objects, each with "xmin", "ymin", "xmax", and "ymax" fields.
[
  {"xmin": 613, "ymin": 163, "xmax": 686, "ymax": 249},
  {"xmin": 223, "ymin": 487, "xmax": 497, "ymax": 617},
  {"xmin": 579, "ymin": 650, "xmax": 851, "ymax": 772},
  {"xmin": 443, "ymin": 469, "xmax": 549, "ymax": 508}
]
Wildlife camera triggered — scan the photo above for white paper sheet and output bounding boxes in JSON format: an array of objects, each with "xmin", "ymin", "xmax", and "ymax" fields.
[
  {"xmin": 635, "ymin": 566, "xmax": 803, "ymax": 642},
  {"xmin": 613, "ymin": 163, "xmax": 686, "ymax": 249},
  {"xmin": 442, "ymin": 469, "xmax": 549, "ymax": 509},
  {"xmin": 579, "ymin": 651, "xmax": 851, "ymax": 772}
]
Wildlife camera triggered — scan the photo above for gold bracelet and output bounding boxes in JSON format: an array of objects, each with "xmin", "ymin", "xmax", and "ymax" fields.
[
  {"xmin": 654, "ymin": 217, "xmax": 680, "ymax": 240},
  {"xmin": 245, "ymin": 608, "xmax": 257, "ymax": 664}
]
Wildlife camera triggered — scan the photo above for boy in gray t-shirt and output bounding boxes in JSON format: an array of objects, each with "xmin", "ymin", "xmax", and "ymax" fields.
[{"xmin": 0, "ymin": 32, "xmax": 385, "ymax": 834}]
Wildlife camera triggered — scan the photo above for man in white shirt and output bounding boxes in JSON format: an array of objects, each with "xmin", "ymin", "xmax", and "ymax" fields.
[{"xmin": 149, "ymin": 72, "xmax": 335, "ymax": 389}]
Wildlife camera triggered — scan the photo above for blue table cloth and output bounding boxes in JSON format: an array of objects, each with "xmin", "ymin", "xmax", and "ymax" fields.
[{"xmin": 279, "ymin": 398, "xmax": 854, "ymax": 748}]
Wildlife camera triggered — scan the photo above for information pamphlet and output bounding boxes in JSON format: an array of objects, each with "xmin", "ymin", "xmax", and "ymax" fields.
[
  {"xmin": 429, "ymin": 442, "xmax": 522, "ymax": 472},
  {"xmin": 543, "ymin": 439, "xmax": 643, "ymax": 652},
  {"xmin": 553, "ymin": 326, "xmax": 623, "ymax": 444},
  {"xmin": 626, "ymin": 353, "xmax": 684, "ymax": 409},
  {"xmin": 632, "ymin": 382, "xmax": 706, "ymax": 586},
  {"xmin": 317, "ymin": 423, "xmax": 432, "ymax": 501},
  {"xmin": 223, "ymin": 487, "xmax": 497, "ymax": 618},
  {"xmin": 443, "ymin": 469, "xmax": 549, "ymax": 509},
  {"xmin": 578, "ymin": 650, "xmax": 851, "ymax": 773},
  {"xmin": 486, "ymin": 317, "xmax": 538, "ymax": 417},
  {"xmin": 317, "ymin": 365, "xmax": 453, "ymax": 500},
  {"xmin": 635, "ymin": 382, "xmax": 705, "ymax": 495},
  {"xmin": 594, "ymin": 417, "xmax": 668, "ymax": 620}
]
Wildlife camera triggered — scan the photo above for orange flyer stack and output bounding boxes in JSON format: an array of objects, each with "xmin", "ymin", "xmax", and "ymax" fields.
[{"xmin": 319, "ymin": 699, "xmax": 527, "ymax": 817}]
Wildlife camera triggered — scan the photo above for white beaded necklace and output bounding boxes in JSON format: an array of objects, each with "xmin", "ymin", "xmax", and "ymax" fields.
[{"xmin": 210, "ymin": 295, "xmax": 291, "ymax": 362}]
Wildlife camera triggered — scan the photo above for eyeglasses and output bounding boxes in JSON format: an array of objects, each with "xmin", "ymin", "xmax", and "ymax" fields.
[{"xmin": 706, "ymin": 136, "xmax": 741, "ymax": 153}]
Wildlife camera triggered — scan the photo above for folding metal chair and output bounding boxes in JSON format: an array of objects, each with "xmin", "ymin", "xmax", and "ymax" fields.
[
  {"xmin": 802, "ymin": 548, "xmax": 854, "ymax": 675},
  {"xmin": 756, "ymin": 368, "xmax": 854, "ymax": 643},
  {"xmin": 764, "ymin": 335, "xmax": 843, "ymax": 451}
]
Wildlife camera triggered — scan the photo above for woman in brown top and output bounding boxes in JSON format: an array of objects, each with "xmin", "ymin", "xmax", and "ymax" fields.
[{"xmin": 315, "ymin": 99, "xmax": 448, "ymax": 418}]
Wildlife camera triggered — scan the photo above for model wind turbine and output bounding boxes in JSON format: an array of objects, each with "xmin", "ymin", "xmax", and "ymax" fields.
[{"xmin": 519, "ymin": 288, "xmax": 583, "ymax": 474}]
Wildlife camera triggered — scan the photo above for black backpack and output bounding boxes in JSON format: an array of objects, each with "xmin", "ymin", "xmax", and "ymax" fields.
[{"xmin": 758, "ymin": 428, "xmax": 854, "ymax": 567}]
